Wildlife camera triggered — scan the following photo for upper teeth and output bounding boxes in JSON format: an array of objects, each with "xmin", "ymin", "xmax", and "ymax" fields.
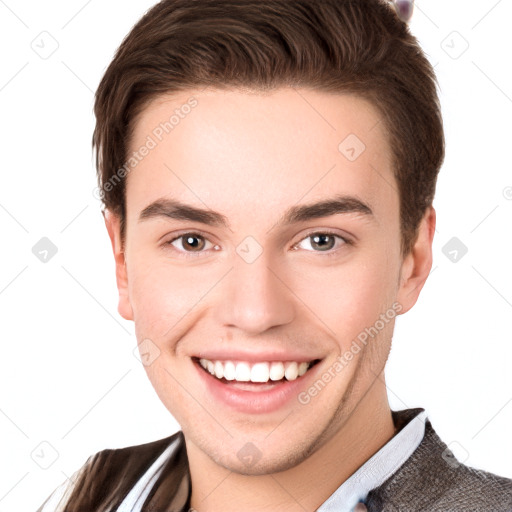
[{"xmin": 198, "ymin": 359, "xmax": 311, "ymax": 383}]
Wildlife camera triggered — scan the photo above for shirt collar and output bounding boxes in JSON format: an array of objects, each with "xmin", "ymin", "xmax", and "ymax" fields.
[
  {"xmin": 317, "ymin": 408, "xmax": 427, "ymax": 512},
  {"xmin": 116, "ymin": 408, "xmax": 427, "ymax": 512}
]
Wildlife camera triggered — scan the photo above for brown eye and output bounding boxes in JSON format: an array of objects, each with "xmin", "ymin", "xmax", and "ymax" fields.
[
  {"xmin": 181, "ymin": 234, "xmax": 206, "ymax": 251},
  {"xmin": 167, "ymin": 233, "xmax": 214, "ymax": 253}
]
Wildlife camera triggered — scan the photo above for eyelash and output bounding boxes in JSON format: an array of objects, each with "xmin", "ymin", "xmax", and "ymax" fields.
[{"xmin": 163, "ymin": 230, "xmax": 352, "ymax": 258}]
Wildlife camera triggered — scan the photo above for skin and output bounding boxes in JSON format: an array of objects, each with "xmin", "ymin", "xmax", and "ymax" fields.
[{"xmin": 105, "ymin": 87, "xmax": 435, "ymax": 511}]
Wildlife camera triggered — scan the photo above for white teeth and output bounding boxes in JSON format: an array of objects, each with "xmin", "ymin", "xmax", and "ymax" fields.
[
  {"xmin": 214, "ymin": 361, "xmax": 224, "ymax": 379},
  {"xmin": 224, "ymin": 361, "xmax": 236, "ymax": 381},
  {"xmin": 235, "ymin": 362, "xmax": 251, "ymax": 382},
  {"xmin": 269, "ymin": 361, "xmax": 285, "ymax": 381},
  {"xmin": 251, "ymin": 362, "xmax": 270, "ymax": 383},
  {"xmin": 284, "ymin": 362, "xmax": 299, "ymax": 381},
  {"xmin": 198, "ymin": 358, "xmax": 313, "ymax": 383}
]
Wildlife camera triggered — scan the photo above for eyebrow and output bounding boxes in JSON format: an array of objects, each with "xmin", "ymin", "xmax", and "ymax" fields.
[{"xmin": 138, "ymin": 195, "xmax": 374, "ymax": 229}]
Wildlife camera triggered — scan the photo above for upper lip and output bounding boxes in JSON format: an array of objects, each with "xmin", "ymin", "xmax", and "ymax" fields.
[{"xmin": 192, "ymin": 349, "xmax": 322, "ymax": 363}]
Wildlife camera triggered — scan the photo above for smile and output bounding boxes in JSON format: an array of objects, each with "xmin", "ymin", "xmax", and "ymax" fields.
[
  {"xmin": 191, "ymin": 352, "xmax": 323, "ymax": 413},
  {"xmin": 197, "ymin": 358, "xmax": 318, "ymax": 383}
]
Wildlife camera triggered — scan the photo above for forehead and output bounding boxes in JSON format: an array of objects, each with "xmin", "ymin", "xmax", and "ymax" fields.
[{"xmin": 125, "ymin": 87, "xmax": 397, "ymax": 224}]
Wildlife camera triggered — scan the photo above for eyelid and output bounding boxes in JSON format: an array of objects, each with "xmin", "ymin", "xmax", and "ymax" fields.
[
  {"xmin": 161, "ymin": 228, "xmax": 217, "ymax": 245},
  {"xmin": 297, "ymin": 227, "xmax": 353, "ymax": 242}
]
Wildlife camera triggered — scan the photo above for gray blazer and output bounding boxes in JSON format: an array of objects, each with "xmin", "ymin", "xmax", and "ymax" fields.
[
  {"xmin": 37, "ymin": 408, "xmax": 512, "ymax": 511},
  {"xmin": 365, "ymin": 409, "xmax": 512, "ymax": 511}
]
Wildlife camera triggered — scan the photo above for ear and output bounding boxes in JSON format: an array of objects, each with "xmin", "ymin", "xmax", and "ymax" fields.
[
  {"xmin": 103, "ymin": 209, "xmax": 134, "ymax": 321},
  {"xmin": 396, "ymin": 206, "xmax": 436, "ymax": 314}
]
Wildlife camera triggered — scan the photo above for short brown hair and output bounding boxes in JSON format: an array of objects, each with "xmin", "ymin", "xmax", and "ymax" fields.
[{"xmin": 93, "ymin": 0, "xmax": 444, "ymax": 256}]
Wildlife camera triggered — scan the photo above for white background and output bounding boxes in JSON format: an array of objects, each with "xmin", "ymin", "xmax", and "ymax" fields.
[{"xmin": 0, "ymin": 1, "xmax": 511, "ymax": 510}]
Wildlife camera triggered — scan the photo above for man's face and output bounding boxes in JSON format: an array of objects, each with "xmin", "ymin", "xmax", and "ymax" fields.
[{"xmin": 109, "ymin": 88, "xmax": 425, "ymax": 474}]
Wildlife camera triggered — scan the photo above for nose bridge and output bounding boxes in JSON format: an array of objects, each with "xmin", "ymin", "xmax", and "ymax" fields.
[{"xmin": 215, "ymin": 248, "xmax": 295, "ymax": 334}]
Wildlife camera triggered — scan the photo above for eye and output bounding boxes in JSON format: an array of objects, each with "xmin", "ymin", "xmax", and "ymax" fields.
[
  {"xmin": 163, "ymin": 231, "xmax": 350, "ymax": 257},
  {"xmin": 165, "ymin": 232, "xmax": 218, "ymax": 254},
  {"xmin": 294, "ymin": 231, "xmax": 350, "ymax": 254}
]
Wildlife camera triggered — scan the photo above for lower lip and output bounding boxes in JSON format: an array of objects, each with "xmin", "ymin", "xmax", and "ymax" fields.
[{"xmin": 193, "ymin": 360, "xmax": 320, "ymax": 414}]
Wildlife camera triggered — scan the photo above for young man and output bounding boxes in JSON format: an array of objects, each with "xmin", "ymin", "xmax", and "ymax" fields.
[{"xmin": 38, "ymin": 0, "xmax": 512, "ymax": 510}]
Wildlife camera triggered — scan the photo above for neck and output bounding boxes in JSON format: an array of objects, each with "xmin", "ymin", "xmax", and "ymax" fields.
[{"xmin": 187, "ymin": 373, "xmax": 395, "ymax": 512}]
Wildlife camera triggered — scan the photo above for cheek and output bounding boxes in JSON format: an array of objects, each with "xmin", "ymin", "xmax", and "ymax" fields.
[
  {"xmin": 127, "ymin": 254, "xmax": 227, "ymax": 341},
  {"xmin": 291, "ymin": 253, "xmax": 400, "ymax": 347}
]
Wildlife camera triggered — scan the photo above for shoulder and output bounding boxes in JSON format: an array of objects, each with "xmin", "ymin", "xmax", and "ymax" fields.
[
  {"xmin": 366, "ymin": 415, "xmax": 512, "ymax": 511},
  {"xmin": 37, "ymin": 431, "xmax": 185, "ymax": 512}
]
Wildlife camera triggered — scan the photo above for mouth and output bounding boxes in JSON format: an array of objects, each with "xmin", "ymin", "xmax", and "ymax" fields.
[
  {"xmin": 191, "ymin": 356, "xmax": 322, "ymax": 413},
  {"xmin": 194, "ymin": 357, "xmax": 321, "ymax": 384}
]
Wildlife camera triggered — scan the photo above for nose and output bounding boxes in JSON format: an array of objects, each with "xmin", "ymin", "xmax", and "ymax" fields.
[{"xmin": 214, "ymin": 253, "xmax": 295, "ymax": 334}]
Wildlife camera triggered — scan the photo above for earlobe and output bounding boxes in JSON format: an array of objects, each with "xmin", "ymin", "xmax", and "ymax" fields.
[
  {"xmin": 103, "ymin": 209, "xmax": 134, "ymax": 321},
  {"xmin": 396, "ymin": 207, "xmax": 436, "ymax": 314}
]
